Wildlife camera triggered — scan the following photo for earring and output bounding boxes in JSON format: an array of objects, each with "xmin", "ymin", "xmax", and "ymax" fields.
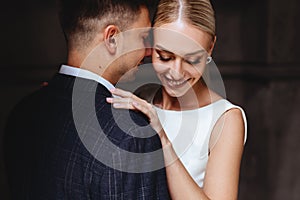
[{"xmin": 206, "ymin": 56, "xmax": 212, "ymax": 64}]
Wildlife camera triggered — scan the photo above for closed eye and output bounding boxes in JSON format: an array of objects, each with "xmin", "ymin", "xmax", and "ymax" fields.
[
  {"xmin": 159, "ymin": 55, "xmax": 172, "ymax": 62},
  {"xmin": 184, "ymin": 57, "xmax": 202, "ymax": 65},
  {"xmin": 155, "ymin": 49, "xmax": 174, "ymax": 62}
]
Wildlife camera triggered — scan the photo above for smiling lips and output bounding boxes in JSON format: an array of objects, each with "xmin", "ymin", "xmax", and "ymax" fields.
[{"xmin": 163, "ymin": 75, "xmax": 189, "ymax": 88}]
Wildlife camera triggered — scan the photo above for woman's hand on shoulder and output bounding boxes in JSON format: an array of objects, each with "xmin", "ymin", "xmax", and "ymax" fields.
[{"xmin": 106, "ymin": 88, "xmax": 163, "ymax": 135}]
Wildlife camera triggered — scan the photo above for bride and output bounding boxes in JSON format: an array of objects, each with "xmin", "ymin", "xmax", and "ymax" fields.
[{"xmin": 107, "ymin": 0, "xmax": 247, "ymax": 199}]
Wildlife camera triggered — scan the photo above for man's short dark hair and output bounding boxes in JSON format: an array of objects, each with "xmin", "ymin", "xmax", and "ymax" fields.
[{"xmin": 58, "ymin": 0, "xmax": 157, "ymax": 50}]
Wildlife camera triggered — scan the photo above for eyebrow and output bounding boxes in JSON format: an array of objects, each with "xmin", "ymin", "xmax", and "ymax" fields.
[{"xmin": 155, "ymin": 44, "xmax": 206, "ymax": 56}]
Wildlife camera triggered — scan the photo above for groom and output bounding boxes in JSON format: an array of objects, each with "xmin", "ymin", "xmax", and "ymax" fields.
[{"xmin": 4, "ymin": 0, "xmax": 170, "ymax": 199}]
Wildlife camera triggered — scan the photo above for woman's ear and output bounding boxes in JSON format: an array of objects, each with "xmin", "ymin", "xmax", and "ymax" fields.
[
  {"xmin": 103, "ymin": 25, "xmax": 119, "ymax": 54},
  {"xmin": 208, "ymin": 35, "xmax": 217, "ymax": 56}
]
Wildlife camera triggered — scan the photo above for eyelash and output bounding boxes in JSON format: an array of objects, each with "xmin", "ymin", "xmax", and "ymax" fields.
[
  {"xmin": 185, "ymin": 58, "xmax": 202, "ymax": 65},
  {"xmin": 158, "ymin": 54, "xmax": 173, "ymax": 62},
  {"xmin": 157, "ymin": 53, "xmax": 202, "ymax": 65}
]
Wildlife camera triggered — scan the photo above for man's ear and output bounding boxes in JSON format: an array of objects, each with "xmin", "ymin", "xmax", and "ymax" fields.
[{"xmin": 103, "ymin": 25, "xmax": 119, "ymax": 55}]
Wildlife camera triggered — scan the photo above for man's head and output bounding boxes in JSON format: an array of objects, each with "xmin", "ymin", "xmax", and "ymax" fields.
[{"xmin": 58, "ymin": 0, "xmax": 155, "ymax": 83}]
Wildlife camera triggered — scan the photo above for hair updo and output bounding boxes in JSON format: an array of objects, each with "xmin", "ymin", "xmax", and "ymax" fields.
[{"xmin": 154, "ymin": 0, "xmax": 215, "ymax": 38}]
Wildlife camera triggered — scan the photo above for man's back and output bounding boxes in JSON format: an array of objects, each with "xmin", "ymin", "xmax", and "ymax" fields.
[{"xmin": 4, "ymin": 73, "xmax": 170, "ymax": 199}]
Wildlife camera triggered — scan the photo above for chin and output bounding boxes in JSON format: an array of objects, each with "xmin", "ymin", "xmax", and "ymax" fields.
[{"xmin": 164, "ymin": 87, "xmax": 188, "ymax": 98}]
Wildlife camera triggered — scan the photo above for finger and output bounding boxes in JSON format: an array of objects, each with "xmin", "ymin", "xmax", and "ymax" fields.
[
  {"xmin": 133, "ymin": 102, "xmax": 162, "ymax": 133},
  {"xmin": 112, "ymin": 102, "xmax": 135, "ymax": 110},
  {"xmin": 106, "ymin": 97, "xmax": 128, "ymax": 105},
  {"xmin": 132, "ymin": 101, "xmax": 152, "ymax": 119},
  {"xmin": 110, "ymin": 89, "xmax": 146, "ymax": 107},
  {"xmin": 110, "ymin": 88, "xmax": 133, "ymax": 98},
  {"xmin": 107, "ymin": 97, "xmax": 136, "ymax": 110},
  {"xmin": 106, "ymin": 97, "xmax": 113, "ymax": 103},
  {"xmin": 106, "ymin": 97, "xmax": 133, "ymax": 104}
]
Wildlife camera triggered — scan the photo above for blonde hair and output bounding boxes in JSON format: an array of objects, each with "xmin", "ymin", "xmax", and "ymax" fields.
[{"xmin": 154, "ymin": 0, "xmax": 215, "ymax": 38}]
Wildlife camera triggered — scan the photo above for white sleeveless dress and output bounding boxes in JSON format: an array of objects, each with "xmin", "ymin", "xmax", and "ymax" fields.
[
  {"xmin": 154, "ymin": 99, "xmax": 247, "ymax": 187},
  {"xmin": 136, "ymin": 84, "xmax": 247, "ymax": 187}
]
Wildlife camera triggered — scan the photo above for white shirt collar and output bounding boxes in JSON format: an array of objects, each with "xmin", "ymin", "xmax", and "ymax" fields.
[{"xmin": 59, "ymin": 65, "xmax": 115, "ymax": 92}]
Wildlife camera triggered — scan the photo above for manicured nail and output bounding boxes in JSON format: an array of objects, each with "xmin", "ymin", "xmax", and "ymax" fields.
[{"xmin": 106, "ymin": 97, "xmax": 112, "ymax": 103}]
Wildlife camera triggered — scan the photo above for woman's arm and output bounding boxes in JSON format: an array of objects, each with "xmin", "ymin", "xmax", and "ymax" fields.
[
  {"xmin": 203, "ymin": 108, "xmax": 245, "ymax": 199},
  {"xmin": 107, "ymin": 88, "xmax": 245, "ymax": 200}
]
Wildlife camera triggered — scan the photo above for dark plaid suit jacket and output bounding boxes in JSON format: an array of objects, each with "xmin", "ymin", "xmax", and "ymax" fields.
[{"xmin": 4, "ymin": 73, "xmax": 170, "ymax": 199}]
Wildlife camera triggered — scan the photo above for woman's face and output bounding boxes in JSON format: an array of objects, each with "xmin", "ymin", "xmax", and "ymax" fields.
[{"xmin": 152, "ymin": 22, "xmax": 214, "ymax": 97}]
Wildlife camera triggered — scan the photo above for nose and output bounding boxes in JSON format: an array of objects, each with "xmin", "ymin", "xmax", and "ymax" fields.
[
  {"xmin": 144, "ymin": 46, "xmax": 152, "ymax": 57},
  {"xmin": 169, "ymin": 58, "xmax": 184, "ymax": 78},
  {"xmin": 143, "ymin": 39, "xmax": 152, "ymax": 57}
]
